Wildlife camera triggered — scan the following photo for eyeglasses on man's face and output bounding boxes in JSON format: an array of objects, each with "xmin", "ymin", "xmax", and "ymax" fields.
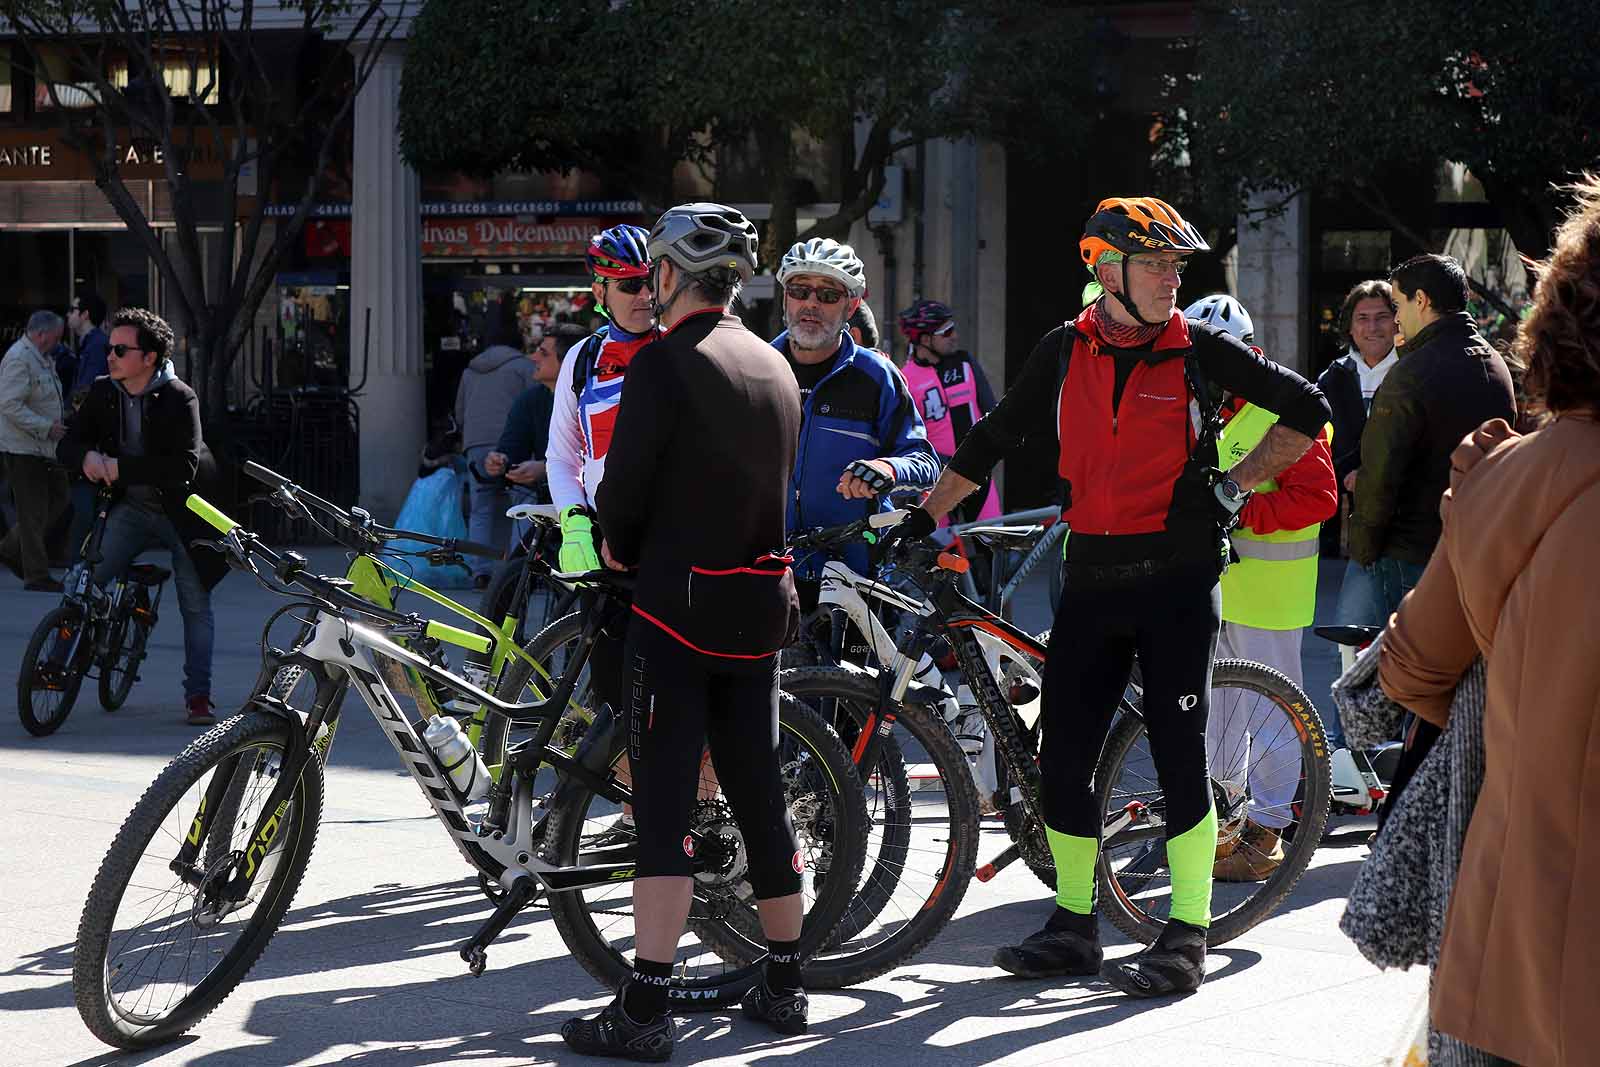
[
  {"xmin": 609, "ymin": 277, "xmax": 649, "ymax": 296},
  {"xmin": 1129, "ymin": 255, "xmax": 1188, "ymax": 277},
  {"xmin": 108, "ymin": 344, "xmax": 144, "ymax": 359},
  {"xmin": 784, "ymin": 283, "xmax": 849, "ymax": 305},
  {"xmin": 933, "ymin": 320, "xmax": 957, "ymax": 337}
]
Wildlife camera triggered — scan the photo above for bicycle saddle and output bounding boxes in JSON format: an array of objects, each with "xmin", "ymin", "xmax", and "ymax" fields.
[
  {"xmin": 126, "ymin": 563, "xmax": 171, "ymax": 586},
  {"xmin": 963, "ymin": 525, "xmax": 1044, "ymax": 550},
  {"xmin": 505, "ymin": 503, "xmax": 561, "ymax": 524},
  {"xmin": 1313, "ymin": 624, "xmax": 1381, "ymax": 647}
]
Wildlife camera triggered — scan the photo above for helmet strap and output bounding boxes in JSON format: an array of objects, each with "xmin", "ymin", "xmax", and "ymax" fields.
[
  {"xmin": 910, "ymin": 338, "xmax": 940, "ymax": 365},
  {"xmin": 1111, "ymin": 259, "xmax": 1159, "ymax": 326},
  {"xmin": 649, "ymin": 261, "xmax": 695, "ymax": 324}
]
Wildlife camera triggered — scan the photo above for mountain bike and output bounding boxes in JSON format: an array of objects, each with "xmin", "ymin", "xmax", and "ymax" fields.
[
  {"xmin": 469, "ymin": 501, "xmax": 581, "ymax": 668},
  {"xmin": 17, "ymin": 488, "xmax": 167, "ymax": 736},
  {"xmin": 771, "ymin": 512, "xmax": 1331, "ymax": 988},
  {"xmin": 70, "ymin": 487, "xmax": 866, "ymax": 1050}
]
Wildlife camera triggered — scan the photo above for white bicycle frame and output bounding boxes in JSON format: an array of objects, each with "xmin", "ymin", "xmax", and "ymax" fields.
[{"xmin": 292, "ymin": 612, "xmax": 629, "ymax": 895}]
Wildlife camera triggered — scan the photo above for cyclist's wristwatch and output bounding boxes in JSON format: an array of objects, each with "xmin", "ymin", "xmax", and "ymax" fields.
[{"xmin": 1214, "ymin": 477, "xmax": 1247, "ymax": 515}]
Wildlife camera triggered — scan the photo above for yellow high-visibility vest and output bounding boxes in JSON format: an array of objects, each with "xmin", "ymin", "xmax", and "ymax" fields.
[{"xmin": 1218, "ymin": 403, "xmax": 1328, "ymax": 630}]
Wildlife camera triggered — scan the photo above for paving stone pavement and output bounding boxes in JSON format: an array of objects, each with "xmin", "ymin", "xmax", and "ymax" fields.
[{"xmin": 0, "ymin": 548, "xmax": 1422, "ymax": 1066}]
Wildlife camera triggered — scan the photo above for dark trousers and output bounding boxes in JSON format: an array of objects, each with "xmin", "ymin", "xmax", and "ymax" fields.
[{"xmin": 0, "ymin": 453, "xmax": 69, "ymax": 582}]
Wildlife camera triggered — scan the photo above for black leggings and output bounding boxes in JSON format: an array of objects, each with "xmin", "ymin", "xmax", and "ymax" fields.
[
  {"xmin": 1039, "ymin": 569, "xmax": 1221, "ymax": 840},
  {"xmin": 623, "ymin": 619, "xmax": 802, "ymax": 898}
]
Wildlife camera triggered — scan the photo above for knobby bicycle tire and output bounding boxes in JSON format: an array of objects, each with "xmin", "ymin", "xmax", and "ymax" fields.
[
  {"xmin": 776, "ymin": 666, "xmax": 980, "ymax": 988},
  {"xmin": 18, "ymin": 605, "xmax": 87, "ymax": 736},
  {"xmin": 97, "ymin": 610, "xmax": 151, "ymax": 712},
  {"xmin": 74, "ymin": 711, "xmax": 323, "ymax": 1048},
  {"xmin": 1094, "ymin": 659, "xmax": 1331, "ymax": 946},
  {"xmin": 516, "ymin": 657, "xmax": 868, "ymax": 1008}
]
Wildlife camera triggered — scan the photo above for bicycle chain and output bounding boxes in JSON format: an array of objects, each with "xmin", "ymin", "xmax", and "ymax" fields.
[{"xmin": 950, "ymin": 629, "xmax": 1053, "ymax": 869}]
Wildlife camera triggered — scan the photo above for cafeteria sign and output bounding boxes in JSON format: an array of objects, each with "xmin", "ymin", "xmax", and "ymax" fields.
[{"xmin": 422, "ymin": 216, "xmax": 598, "ymax": 257}]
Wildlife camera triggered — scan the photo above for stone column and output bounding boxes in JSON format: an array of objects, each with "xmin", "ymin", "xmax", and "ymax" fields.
[
  {"xmin": 350, "ymin": 43, "xmax": 425, "ymax": 521},
  {"xmin": 1235, "ymin": 191, "xmax": 1312, "ymax": 375}
]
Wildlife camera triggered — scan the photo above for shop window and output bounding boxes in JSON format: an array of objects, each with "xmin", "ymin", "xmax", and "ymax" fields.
[
  {"xmin": 32, "ymin": 44, "xmax": 101, "ymax": 109},
  {"xmin": 1, "ymin": 52, "xmax": 12, "ymax": 113},
  {"xmin": 108, "ymin": 45, "xmax": 220, "ymax": 106},
  {"xmin": 1320, "ymin": 230, "xmax": 1391, "ymax": 273}
]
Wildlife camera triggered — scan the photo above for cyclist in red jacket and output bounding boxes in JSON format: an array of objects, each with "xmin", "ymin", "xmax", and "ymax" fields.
[{"xmin": 887, "ymin": 197, "xmax": 1331, "ymax": 998}]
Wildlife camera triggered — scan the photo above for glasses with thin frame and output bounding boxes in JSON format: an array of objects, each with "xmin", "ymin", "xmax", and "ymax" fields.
[{"xmin": 1130, "ymin": 256, "xmax": 1188, "ymax": 277}]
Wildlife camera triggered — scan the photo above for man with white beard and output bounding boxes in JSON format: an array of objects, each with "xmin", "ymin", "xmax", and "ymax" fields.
[{"xmin": 769, "ymin": 238, "xmax": 939, "ymax": 601}]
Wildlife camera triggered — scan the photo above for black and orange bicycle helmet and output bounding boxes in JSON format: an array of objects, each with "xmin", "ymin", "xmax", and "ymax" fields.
[
  {"xmin": 1079, "ymin": 197, "xmax": 1209, "ymax": 323},
  {"xmin": 1080, "ymin": 197, "xmax": 1209, "ymax": 265}
]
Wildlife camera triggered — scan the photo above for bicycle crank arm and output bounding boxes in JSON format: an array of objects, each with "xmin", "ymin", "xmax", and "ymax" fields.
[
  {"xmin": 459, "ymin": 872, "xmax": 540, "ymax": 976},
  {"xmin": 975, "ymin": 843, "xmax": 1021, "ymax": 883}
]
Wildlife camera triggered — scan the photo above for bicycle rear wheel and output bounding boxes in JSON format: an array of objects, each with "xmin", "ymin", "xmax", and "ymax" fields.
[
  {"xmin": 73, "ymin": 711, "xmax": 323, "ymax": 1048},
  {"xmin": 537, "ymin": 693, "xmax": 867, "ymax": 1008},
  {"xmin": 18, "ymin": 605, "xmax": 87, "ymax": 736},
  {"xmin": 1095, "ymin": 659, "xmax": 1331, "ymax": 946},
  {"xmin": 777, "ymin": 666, "xmax": 980, "ymax": 988},
  {"xmin": 98, "ymin": 606, "xmax": 152, "ymax": 711}
]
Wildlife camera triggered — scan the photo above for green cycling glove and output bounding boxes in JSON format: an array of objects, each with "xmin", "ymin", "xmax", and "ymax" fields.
[{"xmin": 558, "ymin": 506, "xmax": 602, "ymax": 573}]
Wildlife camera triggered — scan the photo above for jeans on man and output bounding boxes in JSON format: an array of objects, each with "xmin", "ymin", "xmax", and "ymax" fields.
[
  {"xmin": 66, "ymin": 480, "xmax": 100, "ymax": 565},
  {"xmin": 0, "ymin": 453, "xmax": 69, "ymax": 581},
  {"xmin": 92, "ymin": 503, "xmax": 213, "ymax": 699},
  {"xmin": 465, "ymin": 445, "xmax": 509, "ymax": 580},
  {"xmin": 1370, "ymin": 556, "xmax": 1427, "ymax": 620},
  {"xmin": 1334, "ymin": 558, "xmax": 1380, "ymax": 628}
]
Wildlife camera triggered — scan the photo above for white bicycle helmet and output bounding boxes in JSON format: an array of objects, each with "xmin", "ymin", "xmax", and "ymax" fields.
[
  {"xmin": 777, "ymin": 237, "xmax": 868, "ymax": 297},
  {"xmin": 1185, "ymin": 293, "xmax": 1255, "ymax": 343},
  {"xmin": 646, "ymin": 202, "xmax": 759, "ymax": 283}
]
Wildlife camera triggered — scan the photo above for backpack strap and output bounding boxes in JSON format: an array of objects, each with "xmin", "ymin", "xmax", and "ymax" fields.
[
  {"xmin": 570, "ymin": 333, "xmax": 604, "ymax": 402},
  {"xmin": 1181, "ymin": 342, "xmax": 1228, "ymax": 463},
  {"xmin": 1052, "ymin": 321, "xmax": 1085, "ymax": 438}
]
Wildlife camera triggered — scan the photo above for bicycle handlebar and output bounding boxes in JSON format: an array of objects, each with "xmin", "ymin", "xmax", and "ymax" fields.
[{"xmin": 241, "ymin": 460, "xmax": 500, "ymax": 559}]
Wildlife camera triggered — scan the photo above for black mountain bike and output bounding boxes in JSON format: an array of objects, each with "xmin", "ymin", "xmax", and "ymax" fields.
[{"xmin": 17, "ymin": 488, "xmax": 167, "ymax": 736}]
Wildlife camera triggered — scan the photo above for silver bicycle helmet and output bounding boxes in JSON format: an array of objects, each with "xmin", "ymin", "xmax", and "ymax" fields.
[
  {"xmin": 776, "ymin": 236, "xmax": 868, "ymax": 297},
  {"xmin": 646, "ymin": 202, "xmax": 760, "ymax": 282},
  {"xmin": 1184, "ymin": 293, "xmax": 1255, "ymax": 343}
]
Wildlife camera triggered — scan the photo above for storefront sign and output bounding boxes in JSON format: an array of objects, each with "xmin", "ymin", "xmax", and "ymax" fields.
[
  {"xmin": 0, "ymin": 128, "xmax": 240, "ymax": 182},
  {"xmin": 302, "ymin": 215, "xmax": 621, "ymax": 259},
  {"xmin": 267, "ymin": 199, "xmax": 644, "ymax": 219}
]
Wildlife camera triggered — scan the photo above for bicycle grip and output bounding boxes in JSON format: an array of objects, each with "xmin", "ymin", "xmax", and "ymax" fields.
[
  {"xmin": 241, "ymin": 460, "xmax": 290, "ymax": 490},
  {"xmin": 454, "ymin": 540, "xmax": 503, "ymax": 560},
  {"xmin": 186, "ymin": 494, "xmax": 238, "ymax": 533},
  {"xmin": 425, "ymin": 620, "xmax": 492, "ymax": 654}
]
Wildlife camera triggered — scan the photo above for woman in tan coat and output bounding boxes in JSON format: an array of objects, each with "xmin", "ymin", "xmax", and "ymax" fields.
[{"xmin": 1379, "ymin": 175, "xmax": 1600, "ymax": 1067}]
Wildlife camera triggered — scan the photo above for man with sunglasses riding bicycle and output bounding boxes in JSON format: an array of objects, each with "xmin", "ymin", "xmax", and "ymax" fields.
[
  {"xmin": 888, "ymin": 197, "xmax": 1330, "ymax": 998},
  {"xmin": 771, "ymin": 237, "xmax": 938, "ymax": 597}
]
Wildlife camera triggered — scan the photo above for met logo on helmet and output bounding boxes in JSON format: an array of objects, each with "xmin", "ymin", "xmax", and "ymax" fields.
[{"xmin": 1126, "ymin": 231, "xmax": 1165, "ymax": 249}]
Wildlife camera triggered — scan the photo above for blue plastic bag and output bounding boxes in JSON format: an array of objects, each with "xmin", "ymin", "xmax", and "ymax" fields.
[{"xmin": 387, "ymin": 468, "xmax": 474, "ymax": 590}]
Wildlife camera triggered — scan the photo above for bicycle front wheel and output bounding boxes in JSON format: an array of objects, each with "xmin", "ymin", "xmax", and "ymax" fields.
[
  {"xmin": 539, "ymin": 694, "xmax": 867, "ymax": 1008},
  {"xmin": 73, "ymin": 711, "xmax": 323, "ymax": 1048},
  {"xmin": 1095, "ymin": 659, "xmax": 1331, "ymax": 946},
  {"xmin": 19, "ymin": 605, "xmax": 87, "ymax": 735}
]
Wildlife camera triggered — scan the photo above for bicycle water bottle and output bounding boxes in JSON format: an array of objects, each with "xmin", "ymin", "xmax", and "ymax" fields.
[{"xmin": 422, "ymin": 715, "xmax": 490, "ymax": 802}]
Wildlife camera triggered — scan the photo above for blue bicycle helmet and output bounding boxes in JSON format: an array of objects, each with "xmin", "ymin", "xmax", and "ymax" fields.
[{"xmin": 586, "ymin": 224, "xmax": 651, "ymax": 279}]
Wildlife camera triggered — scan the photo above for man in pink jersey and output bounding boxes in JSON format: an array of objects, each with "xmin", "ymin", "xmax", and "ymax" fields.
[{"xmin": 899, "ymin": 299, "xmax": 1001, "ymax": 524}]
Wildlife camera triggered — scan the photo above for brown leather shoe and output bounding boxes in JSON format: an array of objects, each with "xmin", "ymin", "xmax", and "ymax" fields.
[{"xmin": 1213, "ymin": 821, "xmax": 1284, "ymax": 882}]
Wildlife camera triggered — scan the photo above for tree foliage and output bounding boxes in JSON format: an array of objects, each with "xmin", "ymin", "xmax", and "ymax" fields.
[
  {"xmin": 399, "ymin": 0, "xmax": 1095, "ymax": 275},
  {"xmin": 1, "ymin": 0, "xmax": 404, "ymax": 420},
  {"xmin": 1165, "ymin": 0, "xmax": 1600, "ymax": 264}
]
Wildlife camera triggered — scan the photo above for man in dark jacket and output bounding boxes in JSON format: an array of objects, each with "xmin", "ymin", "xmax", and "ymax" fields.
[
  {"xmin": 484, "ymin": 323, "xmax": 585, "ymax": 548},
  {"xmin": 1348, "ymin": 255, "xmax": 1515, "ymax": 616},
  {"xmin": 57, "ymin": 307, "xmax": 226, "ymax": 725}
]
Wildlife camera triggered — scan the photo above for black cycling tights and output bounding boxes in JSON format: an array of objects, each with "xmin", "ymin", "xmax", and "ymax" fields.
[
  {"xmin": 1039, "ymin": 569, "xmax": 1221, "ymax": 842},
  {"xmin": 623, "ymin": 619, "xmax": 803, "ymax": 898}
]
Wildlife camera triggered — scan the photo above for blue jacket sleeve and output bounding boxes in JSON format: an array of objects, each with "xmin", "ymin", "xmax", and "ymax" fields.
[
  {"xmin": 876, "ymin": 360, "xmax": 940, "ymax": 488},
  {"xmin": 72, "ymin": 331, "xmax": 109, "ymax": 399}
]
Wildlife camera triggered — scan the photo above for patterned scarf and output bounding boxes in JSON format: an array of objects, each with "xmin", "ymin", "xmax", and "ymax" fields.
[{"xmin": 1090, "ymin": 296, "xmax": 1165, "ymax": 349}]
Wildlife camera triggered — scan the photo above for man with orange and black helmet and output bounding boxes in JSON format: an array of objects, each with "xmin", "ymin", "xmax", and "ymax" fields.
[{"xmin": 883, "ymin": 197, "xmax": 1331, "ymax": 998}]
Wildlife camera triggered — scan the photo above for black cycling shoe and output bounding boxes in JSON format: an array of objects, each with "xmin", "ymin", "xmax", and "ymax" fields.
[
  {"xmin": 1100, "ymin": 918, "xmax": 1208, "ymax": 998},
  {"xmin": 560, "ymin": 991, "xmax": 676, "ymax": 1062},
  {"xmin": 741, "ymin": 981, "xmax": 808, "ymax": 1035},
  {"xmin": 994, "ymin": 908, "xmax": 1103, "ymax": 978}
]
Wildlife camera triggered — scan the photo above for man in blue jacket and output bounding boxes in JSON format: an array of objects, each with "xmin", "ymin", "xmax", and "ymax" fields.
[{"xmin": 770, "ymin": 237, "xmax": 938, "ymax": 589}]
